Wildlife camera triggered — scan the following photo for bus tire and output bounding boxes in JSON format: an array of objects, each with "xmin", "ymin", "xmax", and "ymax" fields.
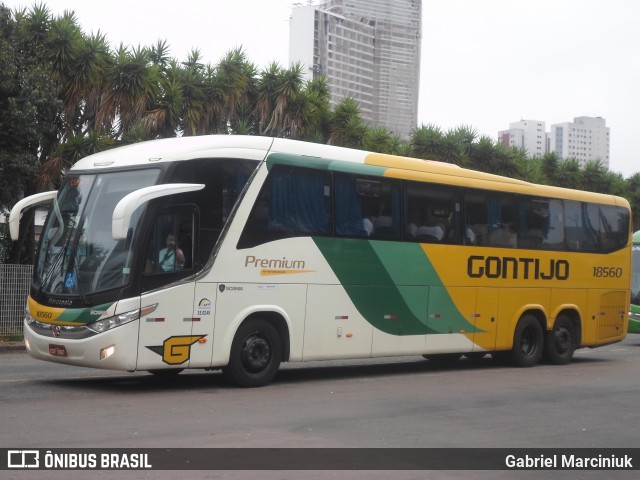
[
  {"xmin": 224, "ymin": 318, "xmax": 282, "ymax": 388},
  {"xmin": 543, "ymin": 315, "xmax": 576, "ymax": 365},
  {"xmin": 509, "ymin": 314, "xmax": 543, "ymax": 367}
]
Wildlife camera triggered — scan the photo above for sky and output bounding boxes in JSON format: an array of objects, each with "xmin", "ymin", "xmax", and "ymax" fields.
[{"xmin": 3, "ymin": 0, "xmax": 639, "ymax": 177}]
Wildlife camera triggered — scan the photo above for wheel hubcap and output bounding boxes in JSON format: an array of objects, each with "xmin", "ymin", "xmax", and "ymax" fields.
[
  {"xmin": 240, "ymin": 334, "xmax": 271, "ymax": 373},
  {"xmin": 520, "ymin": 328, "xmax": 536, "ymax": 356}
]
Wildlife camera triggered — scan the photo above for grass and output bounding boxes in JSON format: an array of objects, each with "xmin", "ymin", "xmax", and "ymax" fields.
[{"xmin": 0, "ymin": 335, "xmax": 24, "ymax": 342}]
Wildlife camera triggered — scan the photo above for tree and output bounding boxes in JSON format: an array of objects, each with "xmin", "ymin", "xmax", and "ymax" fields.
[
  {"xmin": 468, "ymin": 135, "xmax": 497, "ymax": 173},
  {"xmin": 328, "ymin": 97, "xmax": 367, "ymax": 148},
  {"xmin": 540, "ymin": 152, "xmax": 560, "ymax": 184},
  {"xmin": 410, "ymin": 124, "xmax": 443, "ymax": 160},
  {"xmin": 554, "ymin": 159, "xmax": 582, "ymax": 189},
  {"xmin": 581, "ymin": 159, "xmax": 609, "ymax": 193},
  {"xmin": 0, "ymin": 4, "xmax": 61, "ymax": 262}
]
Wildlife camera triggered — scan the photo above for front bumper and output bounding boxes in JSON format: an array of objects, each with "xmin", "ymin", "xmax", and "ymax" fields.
[{"xmin": 24, "ymin": 318, "xmax": 139, "ymax": 371}]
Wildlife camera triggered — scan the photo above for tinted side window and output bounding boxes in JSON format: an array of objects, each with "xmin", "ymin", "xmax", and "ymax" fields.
[
  {"xmin": 169, "ymin": 158, "xmax": 257, "ymax": 264},
  {"xmin": 599, "ymin": 205, "xmax": 629, "ymax": 252},
  {"xmin": 517, "ymin": 196, "xmax": 565, "ymax": 250},
  {"xmin": 405, "ymin": 182, "xmax": 461, "ymax": 243},
  {"xmin": 465, "ymin": 190, "xmax": 516, "ymax": 247},
  {"xmin": 565, "ymin": 200, "xmax": 599, "ymax": 252},
  {"xmin": 238, "ymin": 165, "xmax": 331, "ymax": 248},
  {"xmin": 334, "ymin": 173, "xmax": 401, "ymax": 240}
]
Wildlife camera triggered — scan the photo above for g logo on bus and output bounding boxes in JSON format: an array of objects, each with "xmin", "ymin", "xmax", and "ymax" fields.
[
  {"xmin": 53, "ymin": 326, "xmax": 61, "ymax": 337},
  {"xmin": 146, "ymin": 335, "xmax": 206, "ymax": 365}
]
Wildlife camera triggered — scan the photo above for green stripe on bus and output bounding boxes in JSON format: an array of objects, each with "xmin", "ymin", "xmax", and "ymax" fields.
[
  {"xmin": 312, "ymin": 238, "xmax": 479, "ymax": 336},
  {"xmin": 56, "ymin": 302, "xmax": 115, "ymax": 324}
]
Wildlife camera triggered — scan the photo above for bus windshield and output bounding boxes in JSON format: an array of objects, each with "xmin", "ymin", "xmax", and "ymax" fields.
[
  {"xmin": 35, "ymin": 169, "xmax": 160, "ymax": 296},
  {"xmin": 632, "ymin": 242, "xmax": 640, "ymax": 306}
]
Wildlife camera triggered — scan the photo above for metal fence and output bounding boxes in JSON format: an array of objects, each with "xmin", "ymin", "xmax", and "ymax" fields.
[{"xmin": 0, "ymin": 264, "xmax": 32, "ymax": 336}]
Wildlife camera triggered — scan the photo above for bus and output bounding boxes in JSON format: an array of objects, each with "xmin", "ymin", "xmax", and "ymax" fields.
[
  {"xmin": 630, "ymin": 230, "xmax": 640, "ymax": 333},
  {"xmin": 9, "ymin": 135, "xmax": 632, "ymax": 387}
]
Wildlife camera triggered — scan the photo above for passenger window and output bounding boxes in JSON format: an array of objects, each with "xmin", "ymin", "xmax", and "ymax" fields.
[
  {"xmin": 565, "ymin": 201, "xmax": 599, "ymax": 252},
  {"xmin": 238, "ymin": 165, "xmax": 331, "ymax": 248},
  {"xmin": 599, "ymin": 205, "xmax": 629, "ymax": 253},
  {"xmin": 517, "ymin": 197, "xmax": 565, "ymax": 250},
  {"xmin": 465, "ymin": 191, "xmax": 516, "ymax": 248},
  {"xmin": 405, "ymin": 182, "xmax": 461, "ymax": 244},
  {"xmin": 334, "ymin": 173, "xmax": 401, "ymax": 240}
]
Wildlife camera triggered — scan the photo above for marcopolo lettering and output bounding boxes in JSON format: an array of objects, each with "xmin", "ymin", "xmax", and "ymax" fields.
[{"xmin": 468, "ymin": 255, "xmax": 570, "ymax": 280}]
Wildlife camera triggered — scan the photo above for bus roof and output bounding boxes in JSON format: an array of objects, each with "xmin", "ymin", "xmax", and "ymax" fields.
[{"xmin": 70, "ymin": 135, "xmax": 628, "ymax": 208}]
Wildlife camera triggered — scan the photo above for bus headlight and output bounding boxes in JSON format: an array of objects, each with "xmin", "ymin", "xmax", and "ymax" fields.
[
  {"xmin": 25, "ymin": 310, "xmax": 37, "ymax": 325},
  {"xmin": 87, "ymin": 309, "xmax": 140, "ymax": 333}
]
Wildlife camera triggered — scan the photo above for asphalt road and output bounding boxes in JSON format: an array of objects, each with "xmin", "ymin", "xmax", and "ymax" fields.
[{"xmin": 2, "ymin": 336, "xmax": 640, "ymax": 480}]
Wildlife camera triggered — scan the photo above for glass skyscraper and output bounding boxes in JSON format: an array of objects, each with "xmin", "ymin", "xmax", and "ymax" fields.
[{"xmin": 290, "ymin": 0, "xmax": 422, "ymax": 139}]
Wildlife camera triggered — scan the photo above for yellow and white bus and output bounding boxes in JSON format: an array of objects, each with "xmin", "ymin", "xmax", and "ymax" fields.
[{"xmin": 10, "ymin": 135, "xmax": 632, "ymax": 386}]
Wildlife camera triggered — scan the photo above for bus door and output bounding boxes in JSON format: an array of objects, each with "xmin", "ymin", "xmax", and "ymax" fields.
[{"xmin": 136, "ymin": 207, "xmax": 206, "ymax": 371}]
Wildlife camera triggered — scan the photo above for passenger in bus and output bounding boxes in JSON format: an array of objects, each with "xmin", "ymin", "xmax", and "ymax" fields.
[
  {"xmin": 362, "ymin": 217, "xmax": 374, "ymax": 236},
  {"xmin": 158, "ymin": 234, "xmax": 185, "ymax": 272}
]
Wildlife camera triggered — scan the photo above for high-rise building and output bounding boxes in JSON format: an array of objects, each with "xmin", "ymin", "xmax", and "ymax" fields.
[
  {"xmin": 549, "ymin": 116, "xmax": 610, "ymax": 168},
  {"xmin": 289, "ymin": 0, "xmax": 422, "ymax": 139},
  {"xmin": 498, "ymin": 120, "xmax": 547, "ymax": 158}
]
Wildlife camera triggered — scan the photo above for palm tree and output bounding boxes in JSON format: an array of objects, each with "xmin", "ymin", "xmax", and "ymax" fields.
[
  {"xmin": 178, "ymin": 52, "xmax": 207, "ymax": 136},
  {"xmin": 489, "ymin": 144, "xmax": 521, "ymax": 178},
  {"xmin": 298, "ymin": 76, "xmax": 331, "ymax": 142},
  {"xmin": 554, "ymin": 159, "xmax": 582, "ymax": 189},
  {"xmin": 468, "ymin": 135, "xmax": 497, "ymax": 173},
  {"xmin": 65, "ymin": 31, "xmax": 112, "ymax": 135},
  {"xmin": 440, "ymin": 129, "xmax": 466, "ymax": 165},
  {"xmin": 148, "ymin": 39, "xmax": 172, "ymax": 71},
  {"xmin": 581, "ymin": 159, "xmax": 609, "ymax": 193},
  {"xmin": 517, "ymin": 156, "xmax": 544, "ymax": 183},
  {"xmin": 265, "ymin": 63, "xmax": 305, "ymax": 137},
  {"xmin": 328, "ymin": 97, "xmax": 367, "ymax": 148},
  {"xmin": 102, "ymin": 44, "xmax": 160, "ymax": 138},
  {"xmin": 255, "ymin": 62, "xmax": 283, "ymax": 135},
  {"xmin": 216, "ymin": 48, "xmax": 256, "ymax": 131},
  {"xmin": 46, "ymin": 10, "xmax": 82, "ymax": 88},
  {"xmin": 363, "ymin": 126, "xmax": 394, "ymax": 154},
  {"xmin": 540, "ymin": 152, "xmax": 560, "ymax": 185},
  {"xmin": 13, "ymin": 3, "xmax": 50, "ymax": 47},
  {"xmin": 410, "ymin": 124, "xmax": 443, "ymax": 160}
]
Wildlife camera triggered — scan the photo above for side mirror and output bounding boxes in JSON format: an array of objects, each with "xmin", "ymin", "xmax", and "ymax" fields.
[{"xmin": 8, "ymin": 191, "xmax": 57, "ymax": 241}]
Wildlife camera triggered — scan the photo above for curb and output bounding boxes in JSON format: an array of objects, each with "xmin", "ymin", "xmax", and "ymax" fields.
[{"xmin": 0, "ymin": 342, "xmax": 26, "ymax": 353}]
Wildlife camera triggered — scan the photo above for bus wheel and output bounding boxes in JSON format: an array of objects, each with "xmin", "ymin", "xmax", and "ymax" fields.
[
  {"xmin": 510, "ymin": 314, "xmax": 543, "ymax": 367},
  {"xmin": 224, "ymin": 318, "xmax": 282, "ymax": 388},
  {"xmin": 543, "ymin": 315, "xmax": 576, "ymax": 365}
]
